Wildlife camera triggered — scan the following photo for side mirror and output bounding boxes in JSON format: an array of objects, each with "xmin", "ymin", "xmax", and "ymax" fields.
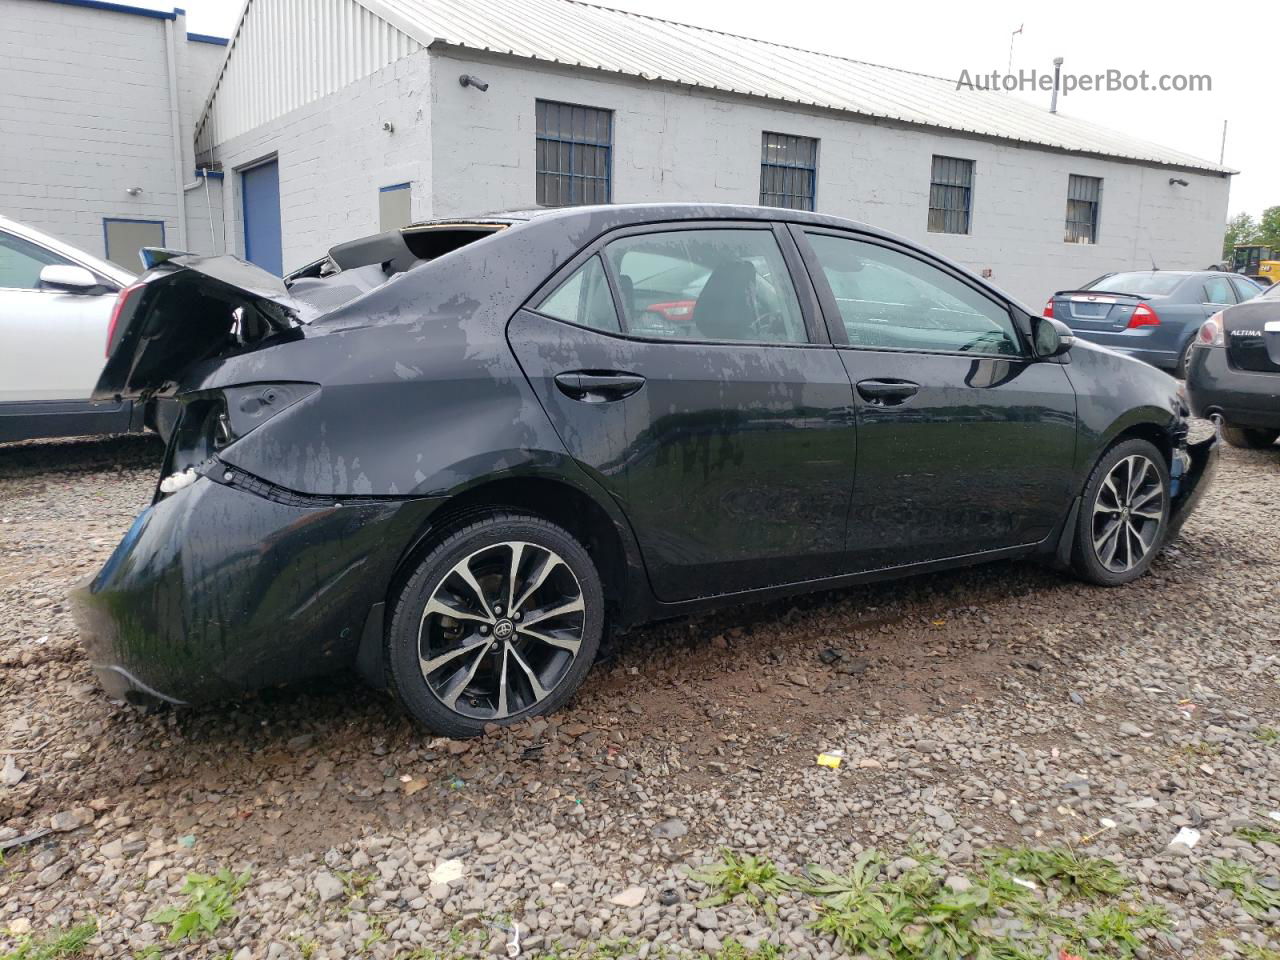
[
  {"xmin": 1034, "ymin": 316, "xmax": 1075, "ymax": 359},
  {"xmin": 40, "ymin": 264, "xmax": 100, "ymax": 293}
]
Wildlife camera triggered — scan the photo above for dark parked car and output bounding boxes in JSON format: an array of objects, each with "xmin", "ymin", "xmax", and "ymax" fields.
[
  {"xmin": 72, "ymin": 204, "xmax": 1216, "ymax": 737},
  {"xmin": 1045, "ymin": 270, "xmax": 1262, "ymax": 377},
  {"xmin": 1186, "ymin": 279, "xmax": 1280, "ymax": 448}
]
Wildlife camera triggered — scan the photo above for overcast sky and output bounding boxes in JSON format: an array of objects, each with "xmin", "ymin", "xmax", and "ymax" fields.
[{"xmin": 172, "ymin": 0, "xmax": 1270, "ymax": 221}]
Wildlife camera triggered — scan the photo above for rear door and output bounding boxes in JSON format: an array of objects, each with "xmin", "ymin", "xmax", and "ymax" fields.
[
  {"xmin": 509, "ymin": 222, "xmax": 858, "ymax": 601},
  {"xmin": 794, "ymin": 226, "xmax": 1077, "ymax": 571},
  {"xmin": 0, "ymin": 228, "xmax": 119, "ymax": 402}
]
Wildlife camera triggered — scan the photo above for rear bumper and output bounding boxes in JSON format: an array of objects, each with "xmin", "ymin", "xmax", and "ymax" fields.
[
  {"xmin": 1185, "ymin": 345, "xmax": 1280, "ymax": 430},
  {"xmin": 71, "ymin": 472, "xmax": 441, "ymax": 705},
  {"xmin": 1167, "ymin": 432, "xmax": 1218, "ymax": 539}
]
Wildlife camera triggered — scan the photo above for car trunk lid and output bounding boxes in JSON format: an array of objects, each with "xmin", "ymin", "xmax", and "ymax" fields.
[
  {"xmin": 1051, "ymin": 290, "xmax": 1154, "ymax": 330},
  {"xmin": 1223, "ymin": 300, "xmax": 1280, "ymax": 373},
  {"xmin": 95, "ymin": 253, "xmax": 313, "ymax": 402}
]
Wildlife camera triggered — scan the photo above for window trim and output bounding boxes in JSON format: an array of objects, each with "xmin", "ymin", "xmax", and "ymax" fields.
[
  {"xmin": 525, "ymin": 219, "xmax": 828, "ymax": 347},
  {"xmin": 927, "ymin": 155, "xmax": 974, "ymax": 236},
  {"xmin": 759, "ymin": 132, "xmax": 819, "ymax": 212},
  {"xmin": 534, "ymin": 99, "xmax": 614, "ymax": 208},
  {"xmin": 789, "ymin": 224, "xmax": 1030, "ymax": 359}
]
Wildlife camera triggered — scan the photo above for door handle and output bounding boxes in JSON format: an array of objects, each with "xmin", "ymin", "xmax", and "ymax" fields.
[
  {"xmin": 856, "ymin": 379, "xmax": 919, "ymax": 406},
  {"xmin": 554, "ymin": 371, "xmax": 646, "ymax": 402}
]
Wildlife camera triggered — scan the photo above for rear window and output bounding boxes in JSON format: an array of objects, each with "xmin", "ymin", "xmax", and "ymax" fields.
[{"xmin": 1083, "ymin": 272, "xmax": 1184, "ymax": 296}]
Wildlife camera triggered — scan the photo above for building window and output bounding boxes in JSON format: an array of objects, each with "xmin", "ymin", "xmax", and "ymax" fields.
[
  {"xmin": 536, "ymin": 100, "xmax": 612, "ymax": 206},
  {"xmin": 927, "ymin": 156, "xmax": 973, "ymax": 235},
  {"xmin": 1065, "ymin": 175, "xmax": 1102, "ymax": 244},
  {"xmin": 760, "ymin": 133, "xmax": 817, "ymax": 211},
  {"xmin": 379, "ymin": 183, "xmax": 412, "ymax": 231}
]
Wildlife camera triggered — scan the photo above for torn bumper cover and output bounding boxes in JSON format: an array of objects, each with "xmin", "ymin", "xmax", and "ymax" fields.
[
  {"xmin": 70, "ymin": 471, "xmax": 441, "ymax": 706},
  {"xmin": 1167, "ymin": 432, "xmax": 1218, "ymax": 539}
]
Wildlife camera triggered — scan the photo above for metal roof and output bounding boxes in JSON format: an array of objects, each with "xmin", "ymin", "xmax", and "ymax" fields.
[{"xmin": 359, "ymin": 0, "xmax": 1230, "ymax": 174}]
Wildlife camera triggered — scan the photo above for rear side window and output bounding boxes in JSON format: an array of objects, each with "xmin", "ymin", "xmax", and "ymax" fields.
[
  {"xmin": 1231, "ymin": 277, "xmax": 1261, "ymax": 302},
  {"xmin": 604, "ymin": 229, "xmax": 806, "ymax": 343},
  {"xmin": 536, "ymin": 255, "xmax": 620, "ymax": 332},
  {"xmin": 805, "ymin": 231, "xmax": 1021, "ymax": 357},
  {"xmin": 1203, "ymin": 276, "xmax": 1236, "ymax": 305},
  {"xmin": 0, "ymin": 230, "xmax": 70, "ymax": 289}
]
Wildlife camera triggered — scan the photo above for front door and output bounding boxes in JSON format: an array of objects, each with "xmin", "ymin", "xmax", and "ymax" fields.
[
  {"xmin": 509, "ymin": 223, "xmax": 857, "ymax": 601},
  {"xmin": 0, "ymin": 229, "xmax": 117, "ymax": 402},
  {"xmin": 242, "ymin": 159, "xmax": 282, "ymax": 276},
  {"xmin": 795, "ymin": 227, "xmax": 1077, "ymax": 571}
]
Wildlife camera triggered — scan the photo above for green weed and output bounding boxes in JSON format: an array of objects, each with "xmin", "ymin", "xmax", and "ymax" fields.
[
  {"xmin": 1236, "ymin": 825, "xmax": 1280, "ymax": 845},
  {"xmin": 982, "ymin": 846, "xmax": 1129, "ymax": 898},
  {"xmin": 148, "ymin": 868, "xmax": 252, "ymax": 943},
  {"xmin": 1206, "ymin": 860, "xmax": 1280, "ymax": 920},
  {"xmin": 689, "ymin": 850, "xmax": 797, "ymax": 912}
]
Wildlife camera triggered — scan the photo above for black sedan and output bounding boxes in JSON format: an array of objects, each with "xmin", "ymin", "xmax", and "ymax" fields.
[
  {"xmin": 1186, "ymin": 280, "xmax": 1280, "ymax": 448},
  {"xmin": 73, "ymin": 204, "xmax": 1216, "ymax": 737}
]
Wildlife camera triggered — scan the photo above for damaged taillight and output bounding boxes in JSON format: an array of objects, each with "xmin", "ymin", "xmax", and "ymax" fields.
[
  {"xmin": 106, "ymin": 282, "xmax": 147, "ymax": 358},
  {"xmin": 156, "ymin": 383, "xmax": 320, "ymax": 499}
]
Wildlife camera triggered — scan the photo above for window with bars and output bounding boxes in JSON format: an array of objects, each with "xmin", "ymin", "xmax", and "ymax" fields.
[
  {"xmin": 1065, "ymin": 175, "xmax": 1102, "ymax": 244},
  {"xmin": 928, "ymin": 156, "xmax": 973, "ymax": 235},
  {"xmin": 535, "ymin": 100, "xmax": 613, "ymax": 207},
  {"xmin": 760, "ymin": 133, "xmax": 818, "ymax": 211}
]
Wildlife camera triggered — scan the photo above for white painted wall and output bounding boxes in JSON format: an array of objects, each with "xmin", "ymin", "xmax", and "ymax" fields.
[
  {"xmin": 207, "ymin": 51, "xmax": 433, "ymax": 270},
  {"xmin": 0, "ymin": 1, "xmax": 230, "ymax": 263},
  {"xmin": 427, "ymin": 50, "xmax": 1232, "ymax": 306},
  {"xmin": 0, "ymin": 0, "xmax": 180, "ymax": 262}
]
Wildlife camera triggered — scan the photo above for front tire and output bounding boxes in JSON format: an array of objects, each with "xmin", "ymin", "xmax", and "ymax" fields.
[
  {"xmin": 1221, "ymin": 424, "xmax": 1278, "ymax": 449},
  {"xmin": 385, "ymin": 512, "xmax": 604, "ymax": 737},
  {"xmin": 1071, "ymin": 439, "xmax": 1170, "ymax": 586}
]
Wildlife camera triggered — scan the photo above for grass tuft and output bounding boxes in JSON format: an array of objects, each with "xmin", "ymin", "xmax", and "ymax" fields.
[
  {"xmin": 1, "ymin": 920, "xmax": 97, "ymax": 960},
  {"xmin": 1236, "ymin": 825, "xmax": 1280, "ymax": 846},
  {"xmin": 1206, "ymin": 860, "xmax": 1280, "ymax": 920},
  {"xmin": 982, "ymin": 846, "xmax": 1129, "ymax": 898}
]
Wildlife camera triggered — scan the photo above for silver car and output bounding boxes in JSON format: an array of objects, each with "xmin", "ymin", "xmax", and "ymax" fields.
[{"xmin": 0, "ymin": 215, "xmax": 141, "ymax": 443}]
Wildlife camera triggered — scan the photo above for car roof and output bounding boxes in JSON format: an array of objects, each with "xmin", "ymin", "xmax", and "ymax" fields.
[{"xmin": 0, "ymin": 213, "xmax": 135, "ymax": 285}]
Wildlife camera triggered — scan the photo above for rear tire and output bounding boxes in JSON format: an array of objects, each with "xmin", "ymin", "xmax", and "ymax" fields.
[
  {"xmin": 1071, "ymin": 439, "xmax": 1170, "ymax": 586},
  {"xmin": 1221, "ymin": 424, "xmax": 1279, "ymax": 449},
  {"xmin": 385, "ymin": 512, "xmax": 604, "ymax": 737},
  {"xmin": 1175, "ymin": 338, "xmax": 1196, "ymax": 380}
]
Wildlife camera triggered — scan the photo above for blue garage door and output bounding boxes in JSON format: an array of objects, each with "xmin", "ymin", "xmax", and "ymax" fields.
[{"xmin": 242, "ymin": 159, "xmax": 282, "ymax": 275}]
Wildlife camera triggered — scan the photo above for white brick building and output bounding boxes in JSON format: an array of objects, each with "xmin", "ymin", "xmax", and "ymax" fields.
[{"xmin": 0, "ymin": 0, "xmax": 227, "ymax": 269}]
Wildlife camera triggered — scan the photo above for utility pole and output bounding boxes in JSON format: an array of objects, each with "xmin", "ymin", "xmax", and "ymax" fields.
[
  {"xmin": 1050, "ymin": 57, "xmax": 1063, "ymax": 113},
  {"xmin": 1220, "ymin": 120, "xmax": 1228, "ymax": 165}
]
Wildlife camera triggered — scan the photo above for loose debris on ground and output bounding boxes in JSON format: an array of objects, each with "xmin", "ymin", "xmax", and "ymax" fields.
[{"xmin": 1, "ymin": 432, "xmax": 1278, "ymax": 959}]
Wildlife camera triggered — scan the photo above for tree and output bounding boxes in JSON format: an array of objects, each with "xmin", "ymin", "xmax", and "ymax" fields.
[
  {"xmin": 1258, "ymin": 206, "xmax": 1280, "ymax": 250},
  {"xmin": 1223, "ymin": 212, "xmax": 1258, "ymax": 259}
]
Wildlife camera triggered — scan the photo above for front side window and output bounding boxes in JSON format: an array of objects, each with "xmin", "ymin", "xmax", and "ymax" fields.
[
  {"xmin": 605, "ymin": 229, "xmax": 806, "ymax": 343},
  {"xmin": 1065, "ymin": 175, "xmax": 1102, "ymax": 244},
  {"xmin": 759, "ymin": 133, "xmax": 818, "ymax": 211},
  {"xmin": 536, "ymin": 255, "xmax": 620, "ymax": 332},
  {"xmin": 0, "ymin": 231, "xmax": 71, "ymax": 289},
  {"xmin": 1203, "ymin": 276, "xmax": 1236, "ymax": 305},
  {"xmin": 928, "ymin": 156, "xmax": 973, "ymax": 234},
  {"xmin": 805, "ymin": 231, "xmax": 1021, "ymax": 357},
  {"xmin": 536, "ymin": 100, "xmax": 612, "ymax": 207}
]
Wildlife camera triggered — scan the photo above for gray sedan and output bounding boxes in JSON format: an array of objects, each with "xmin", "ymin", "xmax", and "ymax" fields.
[{"xmin": 1045, "ymin": 271, "xmax": 1262, "ymax": 377}]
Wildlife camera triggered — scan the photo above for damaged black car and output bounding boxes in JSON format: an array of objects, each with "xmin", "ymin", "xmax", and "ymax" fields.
[{"xmin": 72, "ymin": 204, "xmax": 1217, "ymax": 737}]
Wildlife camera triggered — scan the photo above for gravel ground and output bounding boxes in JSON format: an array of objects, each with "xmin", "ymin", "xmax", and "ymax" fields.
[{"xmin": 1, "ymin": 432, "xmax": 1278, "ymax": 959}]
